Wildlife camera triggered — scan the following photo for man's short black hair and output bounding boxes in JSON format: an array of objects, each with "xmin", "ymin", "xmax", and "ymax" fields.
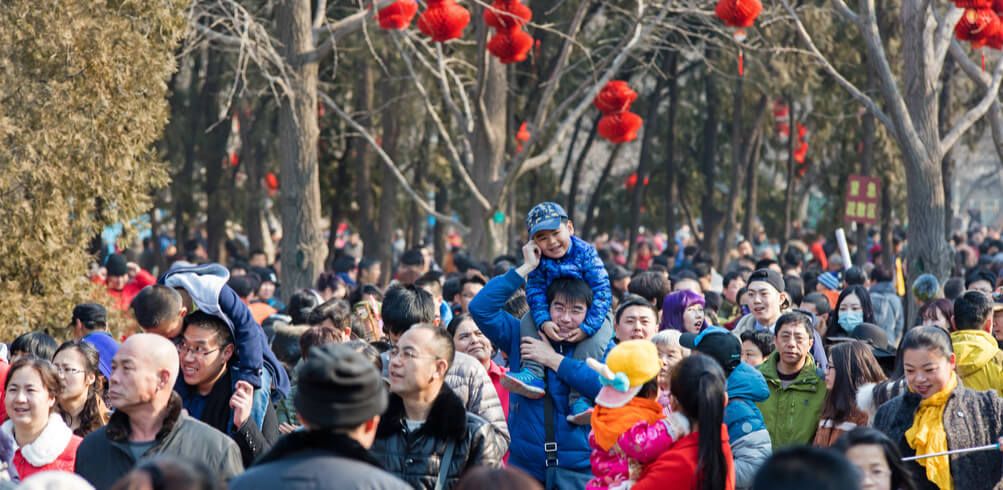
[
  {"xmin": 381, "ymin": 285, "xmax": 436, "ymax": 336},
  {"xmin": 844, "ymin": 266, "xmax": 868, "ymax": 286},
  {"xmin": 723, "ymin": 271, "xmax": 744, "ymax": 290},
  {"xmin": 627, "ymin": 272, "xmax": 670, "ymax": 309},
  {"xmin": 784, "ymin": 275, "xmax": 804, "ymax": 307},
  {"xmin": 801, "ymin": 292, "xmax": 832, "ymax": 316},
  {"xmin": 953, "ymin": 290, "xmax": 993, "ymax": 331},
  {"xmin": 249, "ymin": 249, "xmax": 267, "ymax": 259},
  {"xmin": 546, "ymin": 278, "xmax": 593, "ymax": 310},
  {"xmin": 415, "ymin": 272, "xmax": 443, "ymax": 297},
  {"xmin": 671, "ymin": 269, "xmax": 699, "ymax": 283},
  {"xmin": 358, "ymin": 257, "xmax": 381, "ymax": 271},
  {"xmin": 131, "ymin": 285, "xmax": 182, "ymax": 329},
  {"xmin": 755, "ymin": 258, "xmax": 779, "ymax": 271},
  {"xmin": 966, "ymin": 268, "xmax": 997, "ymax": 289},
  {"xmin": 943, "ymin": 277, "xmax": 966, "ymax": 301},
  {"xmin": 182, "ymin": 311, "xmax": 234, "ymax": 346},
  {"xmin": 10, "ymin": 332, "xmax": 58, "ymax": 360},
  {"xmin": 332, "ymin": 255, "xmax": 357, "ymax": 274},
  {"xmin": 615, "ymin": 295, "xmax": 659, "ymax": 324},
  {"xmin": 752, "ymin": 446, "xmax": 861, "ymax": 490},
  {"xmin": 400, "ymin": 249, "xmax": 425, "ymax": 267},
  {"xmin": 227, "ymin": 275, "xmax": 257, "ymax": 299},
  {"xmin": 307, "ymin": 299, "xmax": 353, "ymax": 330}
]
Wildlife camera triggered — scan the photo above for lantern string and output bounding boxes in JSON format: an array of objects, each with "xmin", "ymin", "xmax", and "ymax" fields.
[{"xmin": 738, "ymin": 48, "xmax": 744, "ymax": 77}]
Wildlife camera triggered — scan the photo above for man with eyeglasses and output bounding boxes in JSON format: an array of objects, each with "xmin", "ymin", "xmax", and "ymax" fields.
[
  {"xmin": 371, "ymin": 324, "xmax": 507, "ymax": 488},
  {"xmin": 175, "ymin": 311, "xmax": 280, "ymax": 467}
]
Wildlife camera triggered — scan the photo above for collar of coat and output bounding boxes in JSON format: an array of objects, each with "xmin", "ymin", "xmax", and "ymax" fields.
[
  {"xmin": 376, "ymin": 384, "xmax": 467, "ymax": 442},
  {"xmin": 106, "ymin": 392, "xmax": 183, "ymax": 444},
  {"xmin": 759, "ymin": 351, "xmax": 823, "ymax": 390},
  {"xmin": 0, "ymin": 414, "xmax": 74, "ymax": 467},
  {"xmin": 253, "ymin": 430, "xmax": 382, "ymax": 468}
]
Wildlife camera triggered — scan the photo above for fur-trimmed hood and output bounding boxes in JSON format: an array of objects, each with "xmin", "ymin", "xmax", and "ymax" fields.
[
  {"xmin": 376, "ymin": 384, "xmax": 467, "ymax": 442},
  {"xmin": 106, "ymin": 392, "xmax": 183, "ymax": 444},
  {"xmin": 1, "ymin": 415, "xmax": 73, "ymax": 467}
]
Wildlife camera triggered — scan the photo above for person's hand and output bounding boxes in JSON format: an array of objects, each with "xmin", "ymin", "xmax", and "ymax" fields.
[
  {"xmin": 541, "ymin": 321, "xmax": 563, "ymax": 342},
  {"xmin": 279, "ymin": 423, "xmax": 301, "ymax": 434},
  {"xmin": 563, "ymin": 328, "xmax": 587, "ymax": 343},
  {"xmin": 517, "ymin": 241, "xmax": 542, "ymax": 277},
  {"xmin": 230, "ymin": 381, "xmax": 254, "ymax": 429},
  {"xmin": 126, "ymin": 262, "xmax": 141, "ymax": 278},
  {"xmin": 521, "ymin": 336, "xmax": 562, "ymax": 371}
]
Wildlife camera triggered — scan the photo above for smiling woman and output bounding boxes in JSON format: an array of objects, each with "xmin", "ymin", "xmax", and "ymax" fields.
[{"xmin": 447, "ymin": 314, "xmax": 509, "ymax": 418}]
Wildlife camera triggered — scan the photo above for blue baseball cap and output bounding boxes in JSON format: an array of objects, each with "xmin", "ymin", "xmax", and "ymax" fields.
[{"xmin": 526, "ymin": 202, "xmax": 569, "ymax": 237}]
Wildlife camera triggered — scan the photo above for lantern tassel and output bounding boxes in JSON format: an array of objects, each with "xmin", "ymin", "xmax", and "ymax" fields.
[
  {"xmin": 983, "ymin": 49, "xmax": 987, "ymax": 72},
  {"xmin": 738, "ymin": 48, "xmax": 744, "ymax": 77}
]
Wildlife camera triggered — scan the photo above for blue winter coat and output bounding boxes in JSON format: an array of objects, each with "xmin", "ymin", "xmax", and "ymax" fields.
[
  {"xmin": 160, "ymin": 263, "xmax": 291, "ymax": 399},
  {"xmin": 725, "ymin": 362, "xmax": 770, "ymax": 440},
  {"xmin": 470, "ymin": 269, "xmax": 614, "ymax": 482},
  {"xmin": 526, "ymin": 236, "xmax": 612, "ymax": 337}
]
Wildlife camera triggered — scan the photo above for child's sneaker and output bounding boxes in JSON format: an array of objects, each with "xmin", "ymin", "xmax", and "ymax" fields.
[
  {"xmin": 566, "ymin": 398, "xmax": 594, "ymax": 425},
  {"xmin": 502, "ymin": 370, "xmax": 546, "ymax": 399}
]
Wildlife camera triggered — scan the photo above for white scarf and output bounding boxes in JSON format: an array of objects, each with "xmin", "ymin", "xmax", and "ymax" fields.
[{"xmin": 1, "ymin": 415, "xmax": 73, "ymax": 467}]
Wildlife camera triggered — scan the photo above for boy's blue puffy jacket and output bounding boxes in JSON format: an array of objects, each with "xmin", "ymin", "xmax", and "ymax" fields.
[
  {"xmin": 470, "ymin": 269, "xmax": 613, "ymax": 482},
  {"xmin": 160, "ymin": 263, "xmax": 291, "ymax": 399},
  {"xmin": 526, "ymin": 235, "xmax": 612, "ymax": 337},
  {"xmin": 725, "ymin": 362, "xmax": 770, "ymax": 441}
]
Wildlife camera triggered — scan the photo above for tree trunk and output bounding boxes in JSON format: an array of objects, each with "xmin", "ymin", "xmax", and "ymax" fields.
[
  {"xmin": 664, "ymin": 52, "xmax": 679, "ymax": 238},
  {"xmin": 202, "ymin": 51, "xmax": 229, "ymax": 264},
  {"xmin": 434, "ymin": 182, "xmax": 448, "ymax": 266},
  {"xmin": 377, "ymin": 77, "xmax": 404, "ymax": 286},
  {"xmin": 276, "ymin": 0, "xmax": 325, "ymax": 300},
  {"xmin": 627, "ymin": 64, "xmax": 668, "ymax": 265},
  {"xmin": 567, "ymin": 116, "xmax": 600, "ymax": 225},
  {"xmin": 327, "ymin": 155, "xmax": 348, "ymax": 263},
  {"xmin": 857, "ymin": 81, "xmax": 876, "ymax": 267},
  {"xmin": 242, "ymin": 100, "xmax": 271, "ymax": 259},
  {"xmin": 558, "ymin": 116, "xmax": 584, "ymax": 199},
  {"xmin": 408, "ymin": 155, "xmax": 426, "ymax": 249},
  {"xmin": 939, "ymin": 56, "xmax": 955, "ymax": 238},
  {"xmin": 699, "ymin": 59, "xmax": 722, "ymax": 262},
  {"xmin": 355, "ymin": 58, "xmax": 378, "ymax": 250},
  {"xmin": 742, "ymin": 136, "xmax": 759, "ymax": 241},
  {"xmin": 584, "ymin": 145, "xmax": 623, "ymax": 239},
  {"xmin": 174, "ymin": 50, "xmax": 204, "ymax": 253},
  {"xmin": 782, "ymin": 96, "xmax": 796, "ymax": 247}
]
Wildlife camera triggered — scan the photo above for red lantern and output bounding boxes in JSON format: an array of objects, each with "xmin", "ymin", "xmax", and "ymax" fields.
[
  {"xmin": 598, "ymin": 111, "xmax": 643, "ymax": 144},
  {"xmin": 594, "ymin": 81, "xmax": 638, "ymax": 114},
  {"xmin": 378, "ymin": 0, "xmax": 419, "ymax": 30},
  {"xmin": 715, "ymin": 0, "xmax": 763, "ymax": 29},
  {"xmin": 229, "ymin": 152, "xmax": 239, "ymax": 167},
  {"xmin": 956, "ymin": 0, "xmax": 993, "ymax": 8},
  {"xmin": 265, "ymin": 172, "xmax": 279, "ymax": 192},
  {"xmin": 994, "ymin": 0, "xmax": 1003, "ymax": 15},
  {"xmin": 484, "ymin": 0, "xmax": 532, "ymax": 30},
  {"xmin": 488, "ymin": 28, "xmax": 533, "ymax": 64},
  {"xmin": 516, "ymin": 122, "xmax": 531, "ymax": 143},
  {"xmin": 956, "ymin": 8, "xmax": 998, "ymax": 46},
  {"xmin": 418, "ymin": 0, "xmax": 470, "ymax": 42}
]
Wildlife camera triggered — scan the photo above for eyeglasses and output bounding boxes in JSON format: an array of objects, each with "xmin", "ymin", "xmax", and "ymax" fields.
[
  {"xmin": 177, "ymin": 343, "xmax": 222, "ymax": 358},
  {"xmin": 55, "ymin": 366, "xmax": 85, "ymax": 376},
  {"xmin": 388, "ymin": 347, "xmax": 439, "ymax": 362}
]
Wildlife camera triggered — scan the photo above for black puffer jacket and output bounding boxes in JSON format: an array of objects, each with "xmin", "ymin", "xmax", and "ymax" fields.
[
  {"xmin": 371, "ymin": 385, "xmax": 507, "ymax": 490},
  {"xmin": 873, "ymin": 385, "xmax": 1003, "ymax": 490}
]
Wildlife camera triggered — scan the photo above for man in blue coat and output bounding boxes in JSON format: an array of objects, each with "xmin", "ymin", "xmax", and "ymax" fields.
[{"xmin": 469, "ymin": 242, "xmax": 614, "ymax": 489}]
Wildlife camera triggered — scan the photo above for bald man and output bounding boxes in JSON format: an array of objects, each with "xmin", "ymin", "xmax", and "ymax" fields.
[{"xmin": 75, "ymin": 334, "xmax": 243, "ymax": 489}]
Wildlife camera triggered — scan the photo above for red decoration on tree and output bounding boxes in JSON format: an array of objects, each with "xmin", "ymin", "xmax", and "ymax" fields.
[
  {"xmin": 594, "ymin": 81, "xmax": 638, "ymax": 113},
  {"xmin": 378, "ymin": 0, "xmax": 419, "ymax": 30},
  {"xmin": 598, "ymin": 111, "xmax": 643, "ymax": 144},
  {"xmin": 265, "ymin": 172, "xmax": 279, "ymax": 192},
  {"xmin": 484, "ymin": 0, "xmax": 532, "ymax": 30},
  {"xmin": 715, "ymin": 0, "xmax": 762, "ymax": 76},
  {"xmin": 229, "ymin": 152, "xmax": 239, "ymax": 167},
  {"xmin": 515, "ymin": 121, "xmax": 530, "ymax": 152},
  {"xmin": 418, "ymin": 0, "xmax": 470, "ymax": 43},
  {"xmin": 956, "ymin": 8, "xmax": 999, "ymax": 47},
  {"xmin": 793, "ymin": 123, "xmax": 808, "ymax": 164},
  {"xmin": 488, "ymin": 28, "xmax": 533, "ymax": 64}
]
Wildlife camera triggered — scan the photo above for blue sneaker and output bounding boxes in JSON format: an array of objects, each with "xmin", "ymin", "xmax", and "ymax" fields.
[
  {"xmin": 566, "ymin": 398, "xmax": 594, "ymax": 425},
  {"xmin": 502, "ymin": 369, "xmax": 546, "ymax": 399}
]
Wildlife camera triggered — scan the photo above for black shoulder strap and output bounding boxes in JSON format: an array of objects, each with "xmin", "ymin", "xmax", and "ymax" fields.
[{"xmin": 543, "ymin": 379, "xmax": 558, "ymax": 468}]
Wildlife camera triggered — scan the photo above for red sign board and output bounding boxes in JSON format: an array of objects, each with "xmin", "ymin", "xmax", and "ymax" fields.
[{"xmin": 844, "ymin": 175, "xmax": 880, "ymax": 225}]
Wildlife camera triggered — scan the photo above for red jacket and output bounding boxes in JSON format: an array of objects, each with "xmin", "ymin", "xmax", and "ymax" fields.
[
  {"xmin": 106, "ymin": 269, "xmax": 156, "ymax": 311},
  {"xmin": 4, "ymin": 417, "xmax": 81, "ymax": 481},
  {"xmin": 633, "ymin": 425, "xmax": 735, "ymax": 490}
]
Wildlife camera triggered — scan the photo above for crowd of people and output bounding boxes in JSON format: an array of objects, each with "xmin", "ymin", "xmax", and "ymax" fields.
[{"xmin": 5, "ymin": 201, "xmax": 1003, "ymax": 489}]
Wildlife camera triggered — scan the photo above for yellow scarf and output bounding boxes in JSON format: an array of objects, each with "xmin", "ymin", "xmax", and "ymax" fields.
[{"xmin": 905, "ymin": 373, "xmax": 958, "ymax": 490}]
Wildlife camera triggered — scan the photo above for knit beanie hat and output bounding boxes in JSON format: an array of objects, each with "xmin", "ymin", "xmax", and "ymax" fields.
[
  {"xmin": 295, "ymin": 343, "xmax": 388, "ymax": 429},
  {"xmin": 105, "ymin": 254, "xmax": 129, "ymax": 277}
]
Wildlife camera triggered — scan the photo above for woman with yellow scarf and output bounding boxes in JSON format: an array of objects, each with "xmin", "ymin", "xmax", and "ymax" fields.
[{"xmin": 873, "ymin": 326, "xmax": 1003, "ymax": 490}]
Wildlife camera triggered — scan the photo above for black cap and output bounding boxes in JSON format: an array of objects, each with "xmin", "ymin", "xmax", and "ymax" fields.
[
  {"xmin": 747, "ymin": 268, "xmax": 785, "ymax": 294},
  {"xmin": 105, "ymin": 254, "xmax": 129, "ymax": 277},
  {"xmin": 849, "ymin": 323, "xmax": 895, "ymax": 358},
  {"xmin": 295, "ymin": 343, "xmax": 388, "ymax": 429},
  {"xmin": 610, "ymin": 266, "xmax": 631, "ymax": 281},
  {"xmin": 72, "ymin": 303, "xmax": 107, "ymax": 328},
  {"xmin": 680, "ymin": 326, "xmax": 742, "ymax": 374}
]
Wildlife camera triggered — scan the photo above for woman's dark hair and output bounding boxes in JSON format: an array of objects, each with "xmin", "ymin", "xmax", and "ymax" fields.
[
  {"xmin": 917, "ymin": 298, "xmax": 953, "ymax": 328},
  {"xmin": 314, "ymin": 271, "xmax": 346, "ymax": 294},
  {"xmin": 446, "ymin": 313, "xmax": 474, "ymax": 338},
  {"xmin": 455, "ymin": 467, "xmax": 543, "ymax": 490},
  {"xmin": 740, "ymin": 331, "xmax": 775, "ymax": 358},
  {"xmin": 752, "ymin": 445, "xmax": 860, "ymax": 490},
  {"xmin": 111, "ymin": 455, "xmax": 221, "ymax": 490},
  {"xmin": 670, "ymin": 354, "xmax": 728, "ymax": 490},
  {"xmin": 10, "ymin": 331, "xmax": 58, "ymax": 361},
  {"xmin": 820, "ymin": 341, "xmax": 886, "ymax": 423},
  {"xmin": 826, "ymin": 285, "xmax": 876, "ymax": 339},
  {"xmin": 832, "ymin": 427, "xmax": 917, "ymax": 490},
  {"xmin": 53, "ymin": 341, "xmax": 109, "ymax": 437},
  {"xmin": 900, "ymin": 325, "xmax": 954, "ymax": 358},
  {"xmin": 285, "ymin": 289, "xmax": 322, "ymax": 325},
  {"xmin": 5, "ymin": 357, "xmax": 62, "ymax": 415}
]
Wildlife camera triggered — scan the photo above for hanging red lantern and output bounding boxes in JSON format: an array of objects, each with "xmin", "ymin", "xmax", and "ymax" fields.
[
  {"xmin": 988, "ymin": 16, "xmax": 1003, "ymax": 48},
  {"xmin": 515, "ymin": 121, "xmax": 531, "ymax": 152},
  {"xmin": 265, "ymin": 172, "xmax": 279, "ymax": 192},
  {"xmin": 488, "ymin": 28, "xmax": 533, "ymax": 64},
  {"xmin": 956, "ymin": 0, "xmax": 993, "ymax": 8},
  {"xmin": 793, "ymin": 123, "xmax": 808, "ymax": 164},
  {"xmin": 418, "ymin": 0, "xmax": 470, "ymax": 42},
  {"xmin": 594, "ymin": 81, "xmax": 638, "ymax": 114},
  {"xmin": 598, "ymin": 111, "xmax": 643, "ymax": 144},
  {"xmin": 715, "ymin": 0, "xmax": 763, "ymax": 29},
  {"xmin": 378, "ymin": 0, "xmax": 419, "ymax": 30},
  {"xmin": 956, "ymin": 8, "xmax": 998, "ymax": 46},
  {"xmin": 228, "ymin": 152, "xmax": 239, "ymax": 167},
  {"xmin": 625, "ymin": 172, "xmax": 638, "ymax": 189},
  {"xmin": 484, "ymin": 0, "xmax": 532, "ymax": 30},
  {"xmin": 994, "ymin": 0, "xmax": 1003, "ymax": 14}
]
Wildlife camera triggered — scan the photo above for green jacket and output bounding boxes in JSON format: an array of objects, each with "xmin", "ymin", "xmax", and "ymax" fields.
[{"xmin": 756, "ymin": 352, "xmax": 827, "ymax": 448}]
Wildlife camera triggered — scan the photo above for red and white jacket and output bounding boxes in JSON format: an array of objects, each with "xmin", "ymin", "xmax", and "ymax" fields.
[{"xmin": 1, "ymin": 415, "xmax": 81, "ymax": 481}]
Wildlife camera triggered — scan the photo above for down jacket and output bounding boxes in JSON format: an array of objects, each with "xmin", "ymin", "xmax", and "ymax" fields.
[
  {"xmin": 873, "ymin": 384, "xmax": 1003, "ymax": 490},
  {"xmin": 725, "ymin": 362, "xmax": 772, "ymax": 489},
  {"xmin": 470, "ymin": 269, "xmax": 611, "ymax": 482},
  {"xmin": 526, "ymin": 235, "xmax": 612, "ymax": 337},
  {"xmin": 371, "ymin": 385, "xmax": 507, "ymax": 490},
  {"xmin": 951, "ymin": 329, "xmax": 1003, "ymax": 396},
  {"xmin": 756, "ymin": 352, "xmax": 827, "ymax": 448}
]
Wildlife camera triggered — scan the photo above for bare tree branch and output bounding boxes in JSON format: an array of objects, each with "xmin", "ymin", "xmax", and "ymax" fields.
[
  {"xmin": 948, "ymin": 40, "xmax": 1003, "ymax": 162},
  {"xmin": 301, "ymin": 0, "xmax": 395, "ymax": 65},
  {"xmin": 941, "ymin": 54, "xmax": 1003, "ymax": 156},
  {"xmin": 931, "ymin": 5, "xmax": 964, "ymax": 86}
]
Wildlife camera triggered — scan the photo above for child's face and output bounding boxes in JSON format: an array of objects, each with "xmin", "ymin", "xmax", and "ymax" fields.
[
  {"xmin": 741, "ymin": 340, "xmax": 765, "ymax": 367},
  {"xmin": 533, "ymin": 221, "xmax": 574, "ymax": 259},
  {"xmin": 682, "ymin": 304, "xmax": 705, "ymax": 333}
]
